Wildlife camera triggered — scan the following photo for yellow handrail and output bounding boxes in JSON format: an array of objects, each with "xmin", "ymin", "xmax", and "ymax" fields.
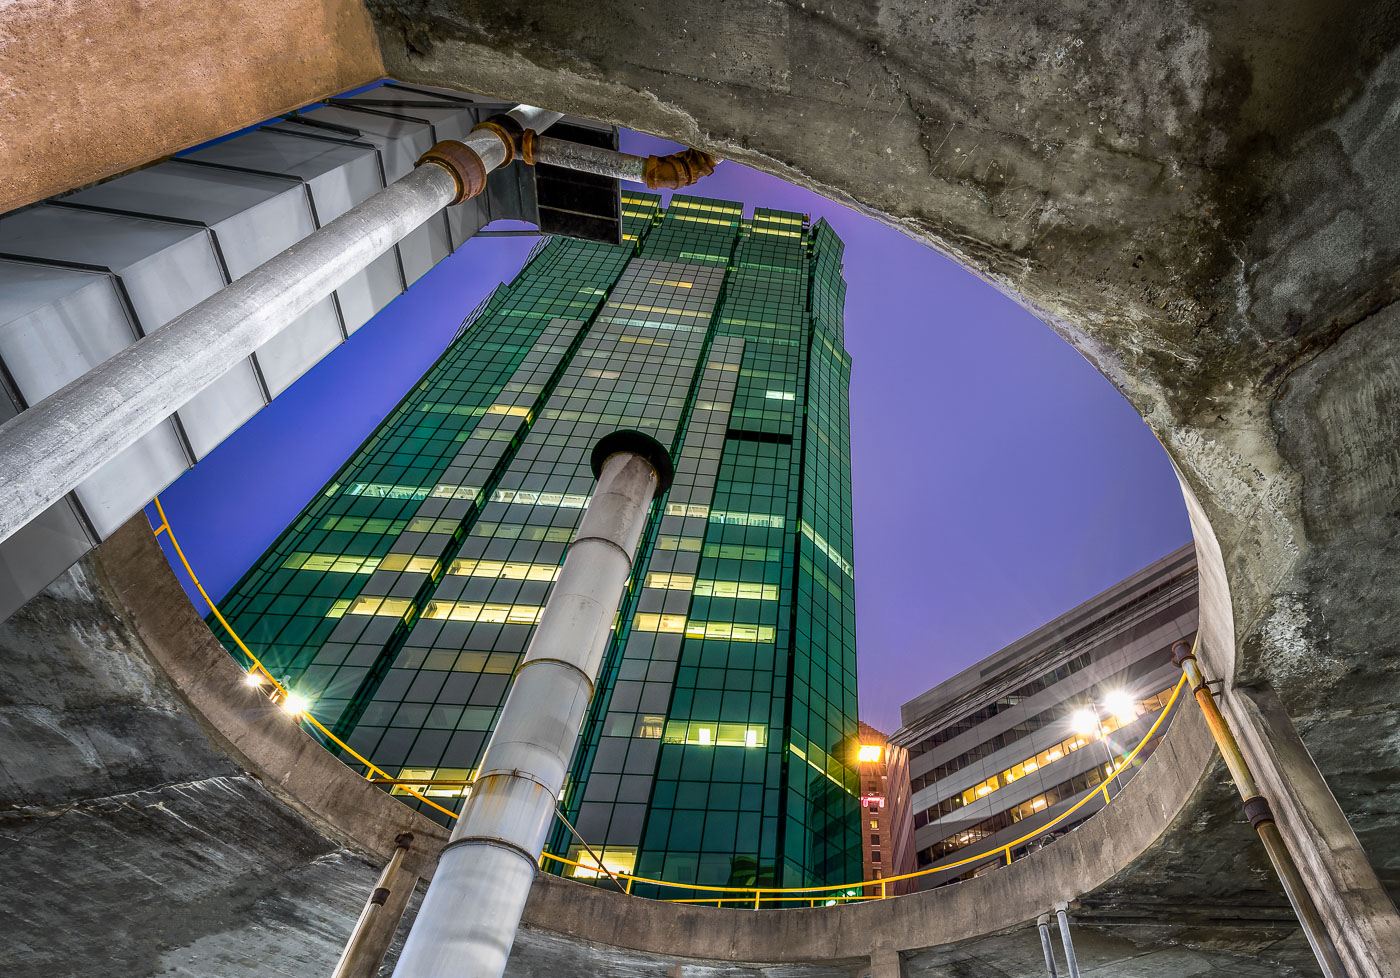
[
  {"xmin": 151, "ymin": 497, "xmax": 1189, "ymax": 904},
  {"xmin": 151, "ymin": 497, "xmax": 459, "ymax": 820}
]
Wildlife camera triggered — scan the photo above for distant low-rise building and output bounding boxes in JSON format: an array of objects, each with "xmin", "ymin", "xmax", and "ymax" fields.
[
  {"xmin": 890, "ymin": 544, "xmax": 1197, "ymax": 890},
  {"xmin": 856, "ymin": 721, "xmax": 917, "ymax": 895}
]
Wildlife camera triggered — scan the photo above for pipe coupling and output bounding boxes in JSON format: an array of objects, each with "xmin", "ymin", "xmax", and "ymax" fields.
[
  {"xmin": 520, "ymin": 129, "xmax": 539, "ymax": 166},
  {"xmin": 643, "ymin": 147, "xmax": 718, "ymax": 189},
  {"xmin": 417, "ymin": 141, "xmax": 488, "ymax": 205},
  {"xmin": 1242, "ymin": 794, "xmax": 1275, "ymax": 829},
  {"xmin": 472, "ymin": 114, "xmax": 526, "ymax": 167},
  {"xmin": 1169, "ymin": 639, "xmax": 1195, "ymax": 667}
]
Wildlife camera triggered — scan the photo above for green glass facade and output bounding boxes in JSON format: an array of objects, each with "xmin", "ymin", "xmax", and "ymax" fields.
[{"xmin": 215, "ymin": 193, "xmax": 860, "ymax": 891}]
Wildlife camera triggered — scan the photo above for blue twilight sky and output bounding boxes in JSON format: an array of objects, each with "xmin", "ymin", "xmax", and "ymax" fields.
[{"xmin": 149, "ymin": 127, "xmax": 1190, "ymax": 735}]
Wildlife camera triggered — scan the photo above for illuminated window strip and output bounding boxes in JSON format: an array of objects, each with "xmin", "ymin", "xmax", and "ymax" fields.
[
  {"xmin": 282, "ymin": 552, "xmax": 380, "ymax": 574},
  {"xmin": 449, "ymin": 559, "xmax": 560, "ymax": 582},
  {"xmin": 648, "ymin": 278, "xmax": 695, "ymax": 288},
  {"xmin": 704, "ymin": 542, "xmax": 782, "ymax": 562},
  {"xmin": 801, "ymin": 520, "xmax": 854, "ymax": 577},
  {"xmin": 665, "ymin": 502, "xmax": 710, "ymax": 518},
  {"xmin": 631, "ymin": 614, "xmax": 776, "ymax": 642},
  {"xmin": 419, "ymin": 403, "xmax": 487, "ymax": 416},
  {"xmin": 379, "ymin": 553, "xmax": 441, "ymax": 575},
  {"xmin": 669, "ymin": 200, "xmax": 741, "ymax": 216},
  {"xmin": 712, "ymin": 510, "xmax": 785, "ymax": 529},
  {"xmin": 753, "ymin": 213, "xmax": 804, "ymax": 226},
  {"xmin": 485, "ymin": 403, "xmax": 532, "ymax": 418},
  {"xmin": 344, "ymin": 481, "xmax": 431, "ymax": 500},
  {"xmin": 419, "ymin": 600, "xmax": 545, "ymax": 625},
  {"xmin": 662, "ymin": 721, "xmax": 767, "ymax": 748},
  {"xmin": 751, "ymin": 226, "xmax": 803, "ymax": 238},
  {"xmin": 693, "ymin": 580, "xmax": 779, "ymax": 601},
  {"xmin": 655, "ymin": 535, "xmax": 703, "ymax": 552},
  {"xmin": 644, "ymin": 571, "xmax": 695, "ymax": 591},
  {"xmin": 604, "ymin": 301, "xmax": 709, "ymax": 318},
  {"xmin": 765, "ymin": 390, "xmax": 796, "ymax": 401},
  {"xmin": 342, "ymin": 595, "xmax": 414, "ymax": 619}
]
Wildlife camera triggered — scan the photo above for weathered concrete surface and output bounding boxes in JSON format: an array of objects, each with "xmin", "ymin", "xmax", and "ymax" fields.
[
  {"xmin": 0, "ymin": 519, "xmax": 1319, "ymax": 976},
  {"xmin": 0, "ymin": 0, "xmax": 383, "ymax": 213},
  {"xmin": 363, "ymin": 1, "xmax": 1400, "ymax": 969},
  {"xmin": 5, "ymin": 0, "xmax": 1400, "ymax": 972}
]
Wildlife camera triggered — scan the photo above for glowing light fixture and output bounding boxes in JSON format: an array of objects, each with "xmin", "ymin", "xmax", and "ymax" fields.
[
  {"xmin": 976, "ymin": 785, "xmax": 992, "ymax": 797},
  {"xmin": 698, "ymin": 727, "xmax": 712, "ymax": 745},
  {"xmin": 1104, "ymin": 690, "xmax": 1136, "ymax": 721},
  {"xmin": 1072, "ymin": 708, "xmax": 1098, "ymax": 735},
  {"xmin": 1024, "ymin": 761, "xmax": 1038, "ymax": 772},
  {"xmin": 281, "ymin": 691, "xmax": 309, "ymax": 717},
  {"xmin": 745, "ymin": 729, "xmax": 758, "ymax": 748},
  {"xmin": 857, "ymin": 744, "xmax": 882, "ymax": 762},
  {"xmin": 244, "ymin": 670, "xmax": 267, "ymax": 687},
  {"xmin": 1047, "ymin": 750, "xmax": 1063, "ymax": 761}
]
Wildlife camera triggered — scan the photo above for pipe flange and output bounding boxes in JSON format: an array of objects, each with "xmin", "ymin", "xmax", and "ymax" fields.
[
  {"xmin": 591, "ymin": 429, "xmax": 675, "ymax": 497},
  {"xmin": 472, "ymin": 114, "xmax": 526, "ymax": 167},
  {"xmin": 1243, "ymin": 794, "xmax": 1275, "ymax": 829},
  {"xmin": 520, "ymin": 129, "xmax": 538, "ymax": 166},
  {"xmin": 417, "ymin": 141, "xmax": 488, "ymax": 205},
  {"xmin": 1169, "ymin": 639, "xmax": 1196, "ymax": 667}
]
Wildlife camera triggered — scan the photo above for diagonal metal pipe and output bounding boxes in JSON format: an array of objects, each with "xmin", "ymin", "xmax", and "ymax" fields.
[
  {"xmin": 391, "ymin": 430, "xmax": 673, "ymax": 978},
  {"xmin": 0, "ymin": 104, "xmax": 563, "ymax": 547}
]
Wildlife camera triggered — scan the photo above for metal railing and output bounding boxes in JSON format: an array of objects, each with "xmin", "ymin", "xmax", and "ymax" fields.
[{"xmin": 150, "ymin": 497, "xmax": 1188, "ymax": 906}]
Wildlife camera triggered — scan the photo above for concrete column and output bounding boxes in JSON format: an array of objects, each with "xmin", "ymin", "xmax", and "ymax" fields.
[
  {"xmin": 868, "ymin": 947, "xmax": 907, "ymax": 978},
  {"xmin": 390, "ymin": 431, "xmax": 673, "ymax": 978},
  {"xmin": 1224, "ymin": 682, "xmax": 1400, "ymax": 976}
]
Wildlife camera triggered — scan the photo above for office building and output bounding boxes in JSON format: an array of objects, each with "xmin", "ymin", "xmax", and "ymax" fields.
[
  {"xmin": 856, "ymin": 722, "xmax": 917, "ymax": 895},
  {"xmin": 214, "ymin": 192, "xmax": 862, "ymax": 891},
  {"xmin": 890, "ymin": 544, "xmax": 1197, "ymax": 889}
]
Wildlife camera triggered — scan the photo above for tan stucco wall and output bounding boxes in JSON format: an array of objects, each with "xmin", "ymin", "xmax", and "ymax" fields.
[{"xmin": 0, "ymin": 0, "xmax": 384, "ymax": 214}]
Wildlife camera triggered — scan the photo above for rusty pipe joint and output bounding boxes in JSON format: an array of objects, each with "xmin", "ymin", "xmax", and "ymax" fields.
[
  {"xmin": 643, "ymin": 147, "xmax": 717, "ymax": 189},
  {"xmin": 417, "ymin": 142, "xmax": 489, "ymax": 206}
]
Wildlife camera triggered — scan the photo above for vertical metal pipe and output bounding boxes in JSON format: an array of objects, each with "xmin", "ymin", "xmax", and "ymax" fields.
[
  {"xmin": 1036, "ymin": 914, "xmax": 1059, "ymax": 977},
  {"xmin": 391, "ymin": 431, "xmax": 673, "ymax": 978},
  {"xmin": 0, "ymin": 104, "xmax": 562, "ymax": 547},
  {"xmin": 1171, "ymin": 641, "xmax": 1348, "ymax": 978},
  {"xmin": 1054, "ymin": 903, "xmax": 1081, "ymax": 978},
  {"xmin": 332, "ymin": 832, "xmax": 414, "ymax": 978}
]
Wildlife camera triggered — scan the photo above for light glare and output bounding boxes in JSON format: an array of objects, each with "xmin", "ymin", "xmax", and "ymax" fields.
[
  {"xmin": 244, "ymin": 670, "xmax": 266, "ymax": 687},
  {"xmin": 857, "ymin": 744, "xmax": 882, "ymax": 762},
  {"xmin": 281, "ymin": 692, "xmax": 309, "ymax": 716},
  {"xmin": 1104, "ymin": 690, "xmax": 1136, "ymax": 720},
  {"xmin": 1071, "ymin": 709, "xmax": 1098, "ymax": 735}
]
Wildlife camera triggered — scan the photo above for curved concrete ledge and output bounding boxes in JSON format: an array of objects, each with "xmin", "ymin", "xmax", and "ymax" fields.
[{"xmin": 94, "ymin": 515, "xmax": 1220, "ymax": 965}]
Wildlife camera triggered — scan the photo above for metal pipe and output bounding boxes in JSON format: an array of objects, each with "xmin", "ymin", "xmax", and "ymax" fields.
[
  {"xmin": 1170, "ymin": 641, "xmax": 1348, "ymax": 978},
  {"xmin": 0, "ymin": 104, "xmax": 561, "ymax": 547},
  {"xmin": 332, "ymin": 832, "xmax": 414, "ymax": 978},
  {"xmin": 529, "ymin": 135, "xmax": 649, "ymax": 183},
  {"xmin": 1036, "ymin": 914, "xmax": 1059, "ymax": 977},
  {"xmin": 391, "ymin": 431, "xmax": 674, "ymax": 978},
  {"xmin": 1053, "ymin": 903, "xmax": 1081, "ymax": 978}
]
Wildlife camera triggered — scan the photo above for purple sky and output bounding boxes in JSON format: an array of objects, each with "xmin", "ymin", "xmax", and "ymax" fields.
[{"xmin": 149, "ymin": 127, "xmax": 1189, "ymax": 736}]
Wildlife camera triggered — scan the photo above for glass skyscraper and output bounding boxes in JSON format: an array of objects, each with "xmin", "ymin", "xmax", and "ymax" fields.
[{"xmin": 215, "ymin": 192, "xmax": 861, "ymax": 891}]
